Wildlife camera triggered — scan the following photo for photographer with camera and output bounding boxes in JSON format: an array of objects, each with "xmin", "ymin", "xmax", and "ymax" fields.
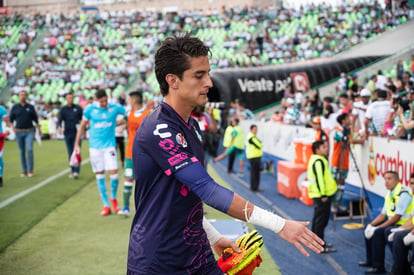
[{"xmin": 331, "ymin": 113, "xmax": 365, "ymax": 214}]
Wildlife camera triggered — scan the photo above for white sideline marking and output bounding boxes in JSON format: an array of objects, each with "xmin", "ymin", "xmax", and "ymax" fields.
[{"xmin": 0, "ymin": 159, "xmax": 90, "ymax": 210}]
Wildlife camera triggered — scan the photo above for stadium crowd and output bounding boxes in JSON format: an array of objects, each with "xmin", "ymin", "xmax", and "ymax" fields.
[{"xmin": 0, "ymin": 1, "xmax": 413, "ymax": 116}]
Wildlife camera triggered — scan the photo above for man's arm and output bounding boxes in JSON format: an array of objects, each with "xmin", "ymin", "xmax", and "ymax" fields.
[
  {"xmin": 203, "ymin": 218, "xmax": 241, "ymax": 256},
  {"xmin": 378, "ymin": 215, "xmax": 402, "ymax": 228},
  {"xmin": 33, "ymin": 107, "xmax": 42, "ymax": 136},
  {"xmin": 227, "ymin": 194, "xmax": 323, "ymax": 256},
  {"xmin": 175, "ymin": 163, "xmax": 324, "ymax": 257},
  {"xmin": 74, "ymin": 118, "xmax": 88, "ymax": 152},
  {"xmin": 363, "ymin": 117, "xmax": 371, "ymax": 137},
  {"xmin": 57, "ymin": 109, "xmax": 63, "ymax": 135},
  {"xmin": 370, "ymin": 213, "xmax": 387, "ymax": 226}
]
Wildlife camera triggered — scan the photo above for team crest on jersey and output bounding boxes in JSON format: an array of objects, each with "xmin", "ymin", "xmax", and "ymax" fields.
[
  {"xmin": 108, "ymin": 107, "xmax": 113, "ymax": 112},
  {"xmin": 176, "ymin": 133, "xmax": 187, "ymax": 148},
  {"xmin": 194, "ymin": 128, "xmax": 203, "ymax": 142}
]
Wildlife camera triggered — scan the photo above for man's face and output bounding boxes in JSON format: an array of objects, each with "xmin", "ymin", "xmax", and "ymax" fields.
[
  {"xmin": 339, "ymin": 97, "xmax": 348, "ymax": 107},
  {"xmin": 97, "ymin": 96, "xmax": 108, "ymax": 109},
  {"xmin": 410, "ymin": 177, "xmax": 414, "ymax": 193},
  {"xmin": 317, "ymin": 143, "xmax": 329, "ymax": 157},
  {"xmin": 361, "ymin": 96, "xmax": 370, "ymax": 104},
  {"xmin": 18, "ymin": 91, "xmax": 27, "ymax": 103},
  {"xmin": 175, "ymin": 56, "xmax": 212, "ymax": 109},
  {"xmin": 251, "ymin": 126, "xmax": 258, "ymax": 135},
  {"xmin": 342, "ymin": 115, "xmax": 351, "ymax": 127},
  {"xmin": 66, "ymin": 94, "xmax": 74, "ymax": 105},
  {"xmin": 312, "ymin": 122, "xmax": 321, "ymax": 131},
  {"xmin": 384, "ymin": 173, "xmax": 398, "ymax": 190}
]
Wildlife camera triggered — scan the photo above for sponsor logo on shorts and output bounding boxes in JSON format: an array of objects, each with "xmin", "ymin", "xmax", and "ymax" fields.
[{"xmin": 168, "ymin": 152, "xmax": 188, "ymax": 166}]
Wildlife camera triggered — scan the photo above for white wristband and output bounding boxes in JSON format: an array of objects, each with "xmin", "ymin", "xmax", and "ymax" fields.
[
  {"xmin": 248, "ymin": 206, "xmax": 286, "ymax": 233},
  {"xmin": 203, "ymin": 219, "xmax": 222, "ymax": 245}
]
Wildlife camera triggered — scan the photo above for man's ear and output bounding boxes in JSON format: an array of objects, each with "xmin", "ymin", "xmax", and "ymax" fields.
[{"xmin": 166, "ymin": 74, "xmax": 179, "ymax": 89}]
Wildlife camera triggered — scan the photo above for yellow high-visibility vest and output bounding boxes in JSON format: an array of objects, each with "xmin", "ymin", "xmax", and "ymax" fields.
[{"xmin": 307, "ymin": 154, "xmax": 337, "ymax": 198}]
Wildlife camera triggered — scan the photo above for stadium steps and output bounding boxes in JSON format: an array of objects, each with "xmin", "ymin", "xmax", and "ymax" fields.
[{"xmin": 0, "ymin": 28, "xmax": 48, "ymax": 103}]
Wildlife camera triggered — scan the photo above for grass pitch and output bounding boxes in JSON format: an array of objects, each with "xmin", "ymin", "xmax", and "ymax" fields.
[{"xmin": 0, "ymin": 140, "xmax": 278, "ymax": 274}]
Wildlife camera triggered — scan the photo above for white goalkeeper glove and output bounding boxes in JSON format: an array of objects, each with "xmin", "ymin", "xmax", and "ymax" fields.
[
  {"xmin": 364, "ymin": 224, "xmax": 377, "ymax": 240},
  {"xmin": 403, "ymin": 233, "xmax": 414, "ymax": 246},
  {"xmin": 388, "ymin": 227, "xmax": 404, "ymax": 242}
]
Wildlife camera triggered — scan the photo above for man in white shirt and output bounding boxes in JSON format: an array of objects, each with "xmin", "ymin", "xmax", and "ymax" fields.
[
  {"xmin": 375, "ymin": 70, "xmax": 388, "ymax": 91},
  {"xmin": 351, "ymin": 89, "xmax": 371, "ymax": 135},
  {"xmin": 364, "ymin": 89, "xmax": 390, "ymax": 137}
]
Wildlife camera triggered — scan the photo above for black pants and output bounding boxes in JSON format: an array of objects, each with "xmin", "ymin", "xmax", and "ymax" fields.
[
  {"xmin": 227, "ymin": 149, "xmax": 236, "ymax": 173},
  {"xmin": 392, "ymin": 229, "xmax": 413, "ymax": 275},
  {"xmin": 365, "ymin": 225, "xmax": 396, "ymax": 268},
  {"xmin": 311, "ymin": 196, "xmax": 333, "ymax": 241},
  {"xmin": 116, "ymin": 136, "xmax": 125, "ymax": 165},
  {"xmin": 249, "ymin": 157, "xmax": 261, "ymax": 191}
]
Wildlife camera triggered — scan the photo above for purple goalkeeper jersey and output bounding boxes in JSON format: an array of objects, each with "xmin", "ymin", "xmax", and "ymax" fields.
[{"xmin": 127, "ymin": 102, "xmax": 220, "ymax": 274}]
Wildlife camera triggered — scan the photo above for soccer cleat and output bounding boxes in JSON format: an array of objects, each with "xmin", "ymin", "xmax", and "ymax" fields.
[
  {"xmin": 100, "ymin": 206, "xmax": 111, "ymax": 216},
  {"xmin": 118, "ymin": 206, "xmax": 130, "ymax": 217},
  {"xmin": 111, "ymin": 199, "xmax": 120, "ymax": 213},
  {"xmin": 73, "ymin": 172, "xmax": 79, "ymax": 179},
  {"xmin": 27, "ymin": 172, "xmax": 34, "ymax": 177}
]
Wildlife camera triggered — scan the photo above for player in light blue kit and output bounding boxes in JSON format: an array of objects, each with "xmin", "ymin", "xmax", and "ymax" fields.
[
  {"xmin": 74, "ymin": 89, "xmax": 126, "ymax": 216},
  {"xmin": 0, "ymin": 104, "xmax": 9, "ymax": 187}
]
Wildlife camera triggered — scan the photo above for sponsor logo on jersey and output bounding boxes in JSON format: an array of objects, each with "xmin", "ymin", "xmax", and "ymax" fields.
[
  {"xmin": 159, "ymin": 139, "xmax": 175, "ymax": 150},
  {"xmin": 94, "ymin": 121, "xmax": 113, "ymax": 128},
  {"xmin": 168, "ymin": 152, "xmax": 188, "ymax": 166},
  {"xmin": 176, "ymin": 133, "xmax": 187, "ymax": 148},
  {"xmin": 175, "ymin": 161, "xmax": 189, "ymax": 170},
  {"xmin": 153, "ymin": 123, "xmax": 171, "ymax": 138}
]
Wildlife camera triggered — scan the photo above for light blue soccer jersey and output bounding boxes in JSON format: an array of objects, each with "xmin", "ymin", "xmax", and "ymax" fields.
[
  {"xmin": 83, "ymin": 102, "xmax": 125, "ymax": 149},
  {"xmin": 0, "ymin": 106, "xmax": 7, "ymax": 133}
]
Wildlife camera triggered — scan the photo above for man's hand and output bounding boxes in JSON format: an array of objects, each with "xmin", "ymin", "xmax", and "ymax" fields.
[
  {"xmin": 364, "ymin": 224, "xmax": 377, "ymax": 239},
  {"xmin": 211, "ymin": 237, "xmax": 241, "ymax": 256},
  {"xmin": 277, "ymin": 220, "xmax": 324, "ymax": 256},
  {"xmin": 388, "ymin": 227, "xmax": 404, "ymax": 242},
  {"xmin": 73, "ymin": 144, "xmax": 80, "ymax": 155}
]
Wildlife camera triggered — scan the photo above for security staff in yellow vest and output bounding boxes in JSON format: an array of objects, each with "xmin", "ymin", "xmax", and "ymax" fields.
[
  {"xmin": 359, "ymin": 171, "xmax": 413, "ymax": 274},
  {"xmin": 388, "ymin": 173, "xmax": 414, "ymax": 275},
  {"xmin": 39, "ymin": 115, "xmax": 50, "ymax": 140},
  {"xmin": 246, "ymin": 124, "xmax": 263, "ymax": 192},
  {"xmin": 307, "ymin": 140, "xmax": 338, "ymax": 253},
  {"xmin": 214, "ymin": 118, "xmax": 245, "ymax": 176}
]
